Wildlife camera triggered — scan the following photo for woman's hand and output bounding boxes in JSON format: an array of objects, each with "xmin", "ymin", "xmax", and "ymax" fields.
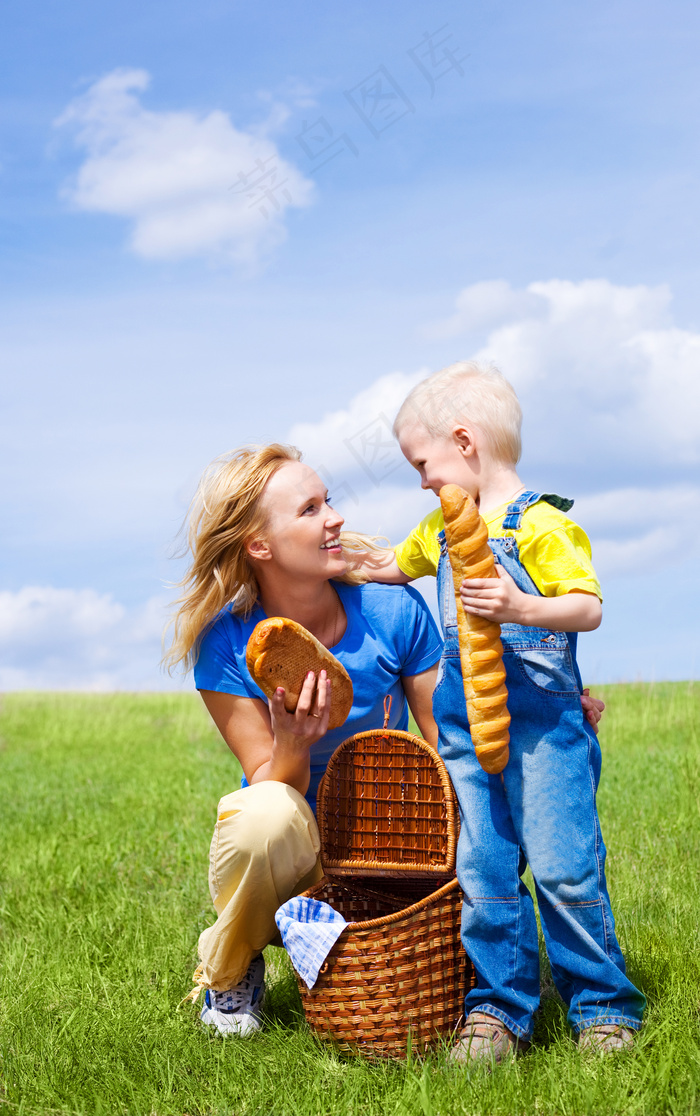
[
  {"xmin": 259, "ymin": 671, "xmax": 331, "ymax": 791},
  {"xmin": 581, "ymin": 687, "xmax": 605, "ymax": 734},
  {"xmin": 269, "ymin": 670, "xmax": 332, "ymax": 753}
]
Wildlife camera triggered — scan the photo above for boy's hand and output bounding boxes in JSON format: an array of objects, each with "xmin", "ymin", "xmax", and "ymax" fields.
[
  {"xmin": 460, "ymin": 569, "xmax": 603, "ymax": 633},
  {"xmin": 460, "ymin": 565, "xmax": 529, "ymax": 624}
]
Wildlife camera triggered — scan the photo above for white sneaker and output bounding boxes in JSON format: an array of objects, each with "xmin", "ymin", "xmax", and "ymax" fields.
[{"xmin": 200, "ymin": 955, "xmax": 266, "ymax": 1036}]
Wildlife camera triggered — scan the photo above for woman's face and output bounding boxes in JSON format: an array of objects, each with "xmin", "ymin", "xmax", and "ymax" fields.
[{"xmin": 251, "ymin": 461, "xmax": 347, "ymax": 582}]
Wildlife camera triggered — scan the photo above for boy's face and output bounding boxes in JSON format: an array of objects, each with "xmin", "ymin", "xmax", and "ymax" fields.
[{"xmin": 397, "ymin": 423, "xmax": 479, "ymax": 500}]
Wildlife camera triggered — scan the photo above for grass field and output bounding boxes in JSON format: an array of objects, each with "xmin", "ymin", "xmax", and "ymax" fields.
[{"xmin": 0, "ymin": 684, "xmax": 699, "ymax": 1115}]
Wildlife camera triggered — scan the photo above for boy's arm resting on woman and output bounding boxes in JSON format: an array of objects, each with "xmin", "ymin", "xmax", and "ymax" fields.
[
  {"xmin": 353, "ymin": 546, "xmax": 412, "ymax": 584},
  {"xmin": 460, "ymin": 565, "xmax": 602, "ymax": 632}
]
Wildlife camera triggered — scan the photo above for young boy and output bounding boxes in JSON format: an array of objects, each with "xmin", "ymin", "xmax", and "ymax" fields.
[{"xmin": 368, "ymin": 360, "xmax": 645, "ymax": 1064}]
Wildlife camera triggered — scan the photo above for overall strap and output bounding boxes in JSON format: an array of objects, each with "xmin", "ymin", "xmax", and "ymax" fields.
[{"xmin": 501, "ymin": 490, "xmax": 574, "ymax": 531}]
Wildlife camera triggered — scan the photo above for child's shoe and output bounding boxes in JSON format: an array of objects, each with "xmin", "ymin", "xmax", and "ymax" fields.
[
  {"xmin": 449, "ymin": 1011, "xmax": 530, "ymax": 1066},
  {"xmin": 577, "ymin": 1023, "xmax": 636, "ymax": 1053},
  {"xmin": 200, "ymin": 955, "xmax": 265, "ymax": 1036}
]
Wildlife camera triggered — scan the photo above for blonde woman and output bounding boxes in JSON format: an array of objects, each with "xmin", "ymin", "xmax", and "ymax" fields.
[{"xmin": 167, "ymin": 444, "xmax": 443, "ymax": 1036}]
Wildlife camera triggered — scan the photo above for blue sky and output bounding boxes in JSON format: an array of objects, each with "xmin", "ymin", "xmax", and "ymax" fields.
[{"xmin": 1, "ymin": 0, "xmax": 698, "ymax": 688}]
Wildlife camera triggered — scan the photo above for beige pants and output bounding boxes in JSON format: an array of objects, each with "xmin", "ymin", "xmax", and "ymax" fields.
[{"xmin": 194, "ymin": 781, "xmax": 324, "ymax": 993}]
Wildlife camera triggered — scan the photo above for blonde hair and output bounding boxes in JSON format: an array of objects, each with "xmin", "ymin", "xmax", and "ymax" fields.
[
  {"xmin": 164, "ymin": 443, "xmax": 386, "ymax": 673},
  {"xmin": 393, "ymin": 360, "xmax": 522, "ymax": 465}
]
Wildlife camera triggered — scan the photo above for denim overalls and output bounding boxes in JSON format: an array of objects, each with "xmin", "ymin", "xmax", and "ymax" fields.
[{"xmin": 434, "ymin": 490, "xmax": 645, "ymax": 1040}]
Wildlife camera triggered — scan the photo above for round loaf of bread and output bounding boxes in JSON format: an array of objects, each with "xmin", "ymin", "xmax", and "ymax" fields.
[{"xmin": 246, "ymin": 616, "xmax": 354, "ymax": 731}]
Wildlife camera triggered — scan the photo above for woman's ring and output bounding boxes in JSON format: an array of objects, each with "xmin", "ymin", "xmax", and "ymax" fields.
[{"xmin": 310, "ymin": 712, "xmax": 320, "ymax": 718}]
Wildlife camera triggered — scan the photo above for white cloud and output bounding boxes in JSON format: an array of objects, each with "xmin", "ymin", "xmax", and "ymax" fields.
[
  {"xmin": 0, "ymin": 587, "xmax": 124, "ymax": 646},
  {"xmin": 285, "ymin": 281, "xmax": 700, "ymax": 586},
  {"xmin": 291, "ymin": 278, "xmax": 700, "ymax": 494},
  {"xmin": 574, "ymin": 484, "xmax": 700, "ymax": 536},
  {"xmin": 0, "ymin": 587, "xmax": 179, "ymax": 690},
  {"xmin": 427, "ymin": 278, "xmax": 699, "ymax": 471},
  {"xmin": 288, "ymin": 368, "xmax": 430, "ymax": 483},
  {"xmin": 425, "ymin": 279, "xmax": 544, "ymax": 340},
  {"xmin": 574, "ymin": 485, "xmax": 700, "ymax": 578},
  {"xmin": 56, "ymin": 69, "xmax": 315, "ymax": 263}
]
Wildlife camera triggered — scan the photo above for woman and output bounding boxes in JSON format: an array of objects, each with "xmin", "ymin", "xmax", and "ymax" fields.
[
  {"xmin": 167, "ymin": 444, "xmax": 444, "ymax": 1035},
  {"xmin": 168, "ymin": 443, "xmax": 604, "ymax": 1038}
]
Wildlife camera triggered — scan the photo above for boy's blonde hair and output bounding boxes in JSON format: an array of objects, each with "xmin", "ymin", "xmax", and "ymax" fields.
[
  {"xmin": 393, "ymin": 360, "xmax": 522, "ymax": 465},
  {"xmin": 164, "ymin": 443, "xmax": 385, "ymax": 673}
]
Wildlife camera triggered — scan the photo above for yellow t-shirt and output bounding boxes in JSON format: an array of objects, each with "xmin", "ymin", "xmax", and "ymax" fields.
[{"xmin": 394, "ymin": 498, "xmax": 602, "ymax": 600}]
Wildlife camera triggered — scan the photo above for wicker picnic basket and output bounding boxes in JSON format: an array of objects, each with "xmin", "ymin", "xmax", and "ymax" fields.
[{"xmin": 296, "ymin": 703, "xmax": 475, "ymax": 1057}]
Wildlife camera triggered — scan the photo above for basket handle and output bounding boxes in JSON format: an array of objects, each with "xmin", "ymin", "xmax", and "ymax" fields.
[{"xmin": 383, "ymin": 694, "xmax": 392, "ymax": 729}]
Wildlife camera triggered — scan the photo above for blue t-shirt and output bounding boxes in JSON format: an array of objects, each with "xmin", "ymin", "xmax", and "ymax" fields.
[{"xmin": 194, "ymin": 581, "xmax": 443, "ymax": 813}]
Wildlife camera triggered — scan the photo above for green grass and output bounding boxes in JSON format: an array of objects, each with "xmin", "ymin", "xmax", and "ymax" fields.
[{"xmin": 0, "ymin": 684, "xmax": 698, "ymax": 1115}]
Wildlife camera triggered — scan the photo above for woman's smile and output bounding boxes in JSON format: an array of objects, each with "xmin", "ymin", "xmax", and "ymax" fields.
[{"xmin": 320, "ymin": 535, "xmax": 342, "ymax": 553}]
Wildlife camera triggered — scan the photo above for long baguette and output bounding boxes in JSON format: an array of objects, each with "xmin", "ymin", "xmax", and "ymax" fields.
[
  {"xmin": 439, "ymin": 484, "xmax": 510, "ymax": 774},
  {"xmin": 246, "ymin": 617, "xmax": 353, "ymax": 731}
]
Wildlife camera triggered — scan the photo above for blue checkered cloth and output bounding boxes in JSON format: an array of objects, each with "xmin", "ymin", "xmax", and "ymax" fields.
[{"xmin": 275, "ymin": 897, "xmax": 348, "ymax": 989}]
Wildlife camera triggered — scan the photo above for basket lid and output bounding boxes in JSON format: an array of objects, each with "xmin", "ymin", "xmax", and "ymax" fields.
[{"xmin": 316, "ymin": 725, "xmax": 459, "ymax": 879}]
